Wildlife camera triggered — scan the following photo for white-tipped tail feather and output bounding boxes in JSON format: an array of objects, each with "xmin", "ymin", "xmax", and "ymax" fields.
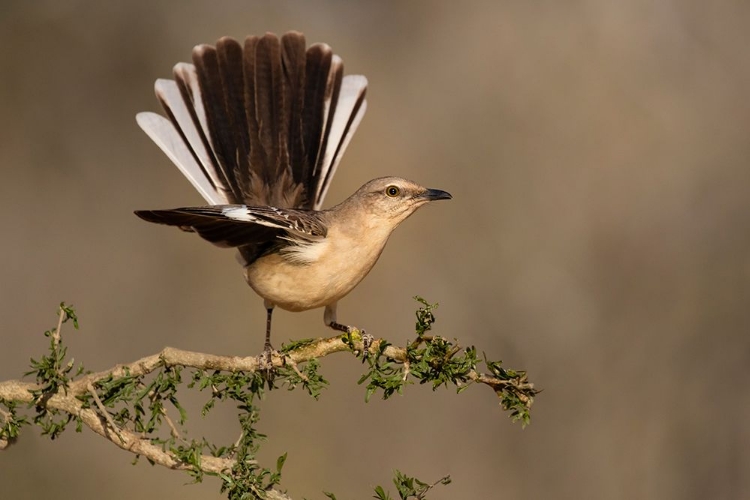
[
  {"xmin": 136, "ymin": 112, "xmax": 225, "ymax": 204},
  {"xmin": 314, "ymin": 75, "xmax": 368, "ymax": 209},
  {"xmin": 137, "ymin": 33, "xmax": 367, "ymax": 214}
]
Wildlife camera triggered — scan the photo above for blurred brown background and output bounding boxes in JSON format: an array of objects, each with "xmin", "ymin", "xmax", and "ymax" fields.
[{"xmin": 2, "ymin": 1, "xmax": 750, "ymax": 499}]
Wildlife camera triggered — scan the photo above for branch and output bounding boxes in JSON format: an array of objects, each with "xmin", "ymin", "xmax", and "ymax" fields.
[
  {"xmin": 0, "ymin": 300, "xmax": 538, "ymax": 499},
  {"xmin": 0, "ymin": 378, "xmax": 237, "ymax": 474},
  {"xmin": 2, "ymin": 335, "xmax": 535, "ymax": 414}
]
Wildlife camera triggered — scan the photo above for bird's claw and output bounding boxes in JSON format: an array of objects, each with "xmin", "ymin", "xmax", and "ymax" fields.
[
  {"xmin": 257, "ymin": 344, "xmax": 282, "ymax": 384},
  {"xmin": 358, "ymin": 329, "xmax": 374, "ymax": 358}
]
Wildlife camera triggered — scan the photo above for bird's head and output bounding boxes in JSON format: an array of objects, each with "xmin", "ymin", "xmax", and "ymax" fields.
[{"xmin": 342, "ymin": 176, "xmax": 452, "ymax": 229}]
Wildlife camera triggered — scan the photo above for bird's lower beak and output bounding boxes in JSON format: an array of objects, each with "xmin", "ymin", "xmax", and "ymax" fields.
[{"xmin": 422, "ymin": 188, "xmax": 453, "ymax": 201}]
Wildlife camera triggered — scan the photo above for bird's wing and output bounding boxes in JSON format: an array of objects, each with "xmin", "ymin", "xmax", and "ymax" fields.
[
  {"xmin": 134, "ymin": 206, "xmax": 326, "ymax": 248},
  {"xmin": 136, "ymin": 32, "xmax": 368, "ymax": 210}
]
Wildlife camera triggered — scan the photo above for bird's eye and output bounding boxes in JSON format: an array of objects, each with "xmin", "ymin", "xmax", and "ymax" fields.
[{"xmin": 385, "ymin": 185, "xmax": 400, "ymax": 197}]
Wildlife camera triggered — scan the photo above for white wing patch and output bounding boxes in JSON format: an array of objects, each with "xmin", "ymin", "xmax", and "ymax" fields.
[
  {"xmin": 220, "ymin": 206, "xmax": 326, "ymax": 238},
  {"xmin": 222, "ymin": 206, "xmax": 258, "ymax": 221},
  {"xmin": 279, "ymin": 236, "xmax": 330, "ymax": 265},
  {"xmin": 222, "ymin": 205, "xmax": 328, "ymax": 264}
]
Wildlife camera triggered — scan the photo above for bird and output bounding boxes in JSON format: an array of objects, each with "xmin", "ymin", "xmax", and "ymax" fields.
[{"xmin": 134, "ymin": 31, "xmax": 452, "ymax": 353}]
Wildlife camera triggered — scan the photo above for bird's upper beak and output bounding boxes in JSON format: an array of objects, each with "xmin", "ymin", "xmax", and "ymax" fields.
[{"xmin": 421, "ymin": 188, "xmax": 453, "ymax": 201}]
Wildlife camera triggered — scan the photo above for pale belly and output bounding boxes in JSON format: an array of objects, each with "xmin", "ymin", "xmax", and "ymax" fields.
[{"xmin": 243, "ymin": 235, "xmax": 386, "ymax": 311}]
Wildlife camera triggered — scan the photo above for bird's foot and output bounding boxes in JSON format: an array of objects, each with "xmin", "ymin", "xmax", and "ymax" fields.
[
  {"xmin": 330, "ymin": 322, "xmax": 373, "ymax": 357},
  {"xmin": 257, "ymin": 342, "xmax": 282, "ymax": 384},
  {"xmin": 360, "ymin": 331, "xmax": 374, "ymax": 356}
]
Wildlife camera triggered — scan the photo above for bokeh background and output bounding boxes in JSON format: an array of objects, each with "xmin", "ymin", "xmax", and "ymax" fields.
[{"xmin": 2, "ymin": 1, "xmax": 750, "ymax": 499}]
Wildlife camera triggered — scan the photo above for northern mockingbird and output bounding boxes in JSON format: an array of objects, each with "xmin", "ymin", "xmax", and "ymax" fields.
[{"xmin": 134, "ymin": 31, "xmax": 451, "ymax": 351}]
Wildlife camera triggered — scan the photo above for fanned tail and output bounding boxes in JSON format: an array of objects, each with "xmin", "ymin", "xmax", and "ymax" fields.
[{"xmin": 136, "ymin": 31, "xmax": 368, "ymax": 211}]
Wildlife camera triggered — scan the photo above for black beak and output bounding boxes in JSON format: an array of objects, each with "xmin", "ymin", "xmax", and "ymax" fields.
[{"xmin": 422, "ymin": 188, "xmax": 452, "ymax": 201}]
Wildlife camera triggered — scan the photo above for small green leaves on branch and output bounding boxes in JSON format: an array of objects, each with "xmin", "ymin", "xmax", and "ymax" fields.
[
  {"xmin": 0, "ymin": 400, "xmax": 27, "ymax": 450},
  {"xmin": 324, "ymin": 470, "xmax": 450, "ymax": 500},
  {"xmin": 384, "ymin": 470, "xmax": 452, "ymax": 500},
  {"xmin": 358, "ymin": 297, "xmax": 538, "ymax": 426},
  {"xmin": 0, "ymin": 299, "xmax": 539, "ymax": 499}
]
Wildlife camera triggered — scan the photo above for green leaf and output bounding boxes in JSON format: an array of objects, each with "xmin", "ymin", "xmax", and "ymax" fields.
[
  {"xmin": 413, "ymin": 296, "xmax": 438, "ymax": 337},
  {"xmin": 59, "ymin": 303, "xmax": 79, "ymax": 329},
  {"xmin": 276, "ymin": 452, "xmax": 287, "ymax": 473},
  {"xmin": 374, "ymin": 485, "xmax": 390, "ymax": 500}
]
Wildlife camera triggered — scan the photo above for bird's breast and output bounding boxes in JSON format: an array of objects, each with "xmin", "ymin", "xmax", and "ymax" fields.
[{"xmin": 243, "ymin": 227, "xmax": 389, "ymax": 311}]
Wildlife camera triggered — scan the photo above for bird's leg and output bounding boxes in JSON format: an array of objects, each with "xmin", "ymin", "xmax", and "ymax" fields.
[
  {"xmin": 324, "ymin": 303, "xmax": 373, "ymax": 355},
  {"xmin": 258, "ymin": 302, "xmax": 277, "ymax": 372},
  {"xmin": 264, "ymin": 306, "xmax": 274, "ymax": 352}
]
